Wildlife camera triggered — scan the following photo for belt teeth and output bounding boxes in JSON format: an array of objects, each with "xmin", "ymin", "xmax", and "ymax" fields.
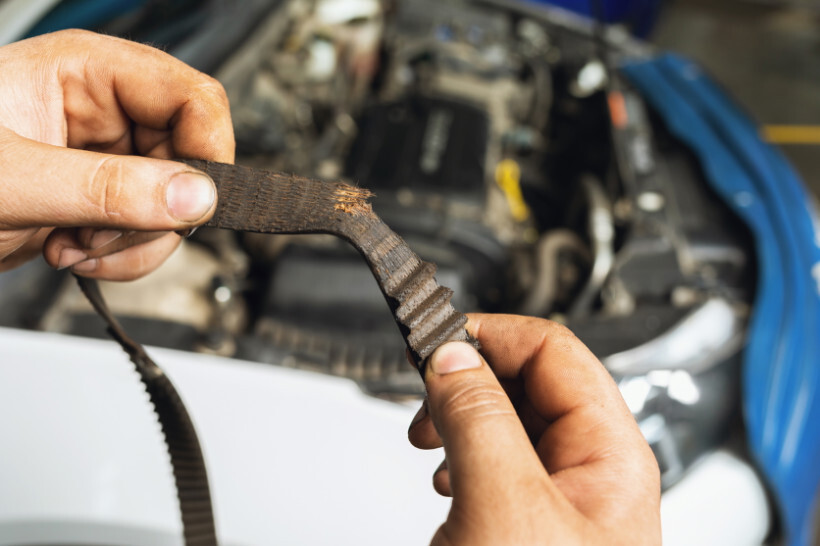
[
  {"xmin": 396, "ymin": 285, "xmax": 453, "ymax": 327},
  {"xmin": 385, "ymin": 259, "xmax": 473, "ymax": 361},
  {"xmin": 412, "ymin": 311, "xmax": 470, "ymax": 361},
  {"xmin": 384, "ymin": 260, "xmax": 434, "ymax": 297}
]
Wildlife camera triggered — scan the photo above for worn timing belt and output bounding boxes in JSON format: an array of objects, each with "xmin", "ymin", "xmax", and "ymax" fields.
[{"xmin": 76, "ymin": 159, "xmax": 478, "ymax": 545}]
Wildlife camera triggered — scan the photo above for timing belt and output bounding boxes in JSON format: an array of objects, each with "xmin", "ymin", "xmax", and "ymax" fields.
[{"xmin": 77, "ymin": 159, "xmax": 478, "ymax": 545}]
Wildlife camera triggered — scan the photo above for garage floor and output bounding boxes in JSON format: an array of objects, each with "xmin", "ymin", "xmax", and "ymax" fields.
[{"xmin": 650, "ymin": 0, "xmax": 820, "ymax": 197}]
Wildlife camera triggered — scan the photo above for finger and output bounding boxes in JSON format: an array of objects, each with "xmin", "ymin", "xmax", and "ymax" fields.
[
  {"xmin": 432, "ymin": 460, "xmax": 452, "ymax": 497},
  {"xmin": 466, "ymin": 314, "xmax": 660, "ymax": 526},
  {"xmin": 424, "ymin": 342, "xmax": 558, "ymax": 506},
  {"xmin": 82, "ymin": 231, "xmax": 169, "ymax": 261},
  {"xmin": 51, "ymin": 30, "xmax": 234, "ymax": 162},
  {"xmin": 0, "ymin": 228, "xmax": 49, "ymax": 272},
  {"xmin": 50, "ymin": 231, "xmax": 181, "ymax": 281},
  {"xmin": 71, "ymin": 227, "xmax": 169, "ymax": 256},
  {"xmin": 407, "ymin": 399, "xmax": 443, "ymax": 450},
  {"xmin": 44, "ymin": 228, "xmax": 172, "ymax": 270},
  {"xmin": 0, "ymin": 129, "xmax": 216, "ymax": 231},
  {"xmin": 466, "ymin": 313, "xmax": 636, "ymax": 438},
  {"xmin": 75, "ymin": 227, "xmax": 126, "ymax": 250}
]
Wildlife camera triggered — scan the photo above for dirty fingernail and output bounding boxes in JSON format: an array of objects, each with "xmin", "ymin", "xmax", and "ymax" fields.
[
  {"xmin": 429, "ymin": 342, "xmax": 482, "ymax": 375},
  {"xmin": 56, "ymin": 248, "xmax": 88, "ymax": 270},
  {"xmin": 89, "ymin": 229, "xmax": 123, "ymax": 250},
  {"xmin": 166, "ymin": 172, "xmax": 215, "ymax": 222},
  {"xmin": 70, "ymin": 258, "xmax": 98, "ymax": 273}
]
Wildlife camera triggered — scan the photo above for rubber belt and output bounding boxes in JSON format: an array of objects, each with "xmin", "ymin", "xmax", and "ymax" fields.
[{"xmin": 77, "ymin": 159, "xmax": 478, "ymax": 545}]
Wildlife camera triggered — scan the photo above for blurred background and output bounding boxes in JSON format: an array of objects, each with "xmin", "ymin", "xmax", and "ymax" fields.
[
  {"xmin": 652, "ymin": 0, "xmax": 820, "ymax": 199},
  {"xmin": 0, "ymin": 0, "xmax": 818, "ymax": 545}
]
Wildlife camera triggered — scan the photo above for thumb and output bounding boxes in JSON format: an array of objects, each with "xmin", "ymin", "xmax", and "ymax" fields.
[
  {"xmin": 424, "ymin": 342, "xmax": 548, "ymax": 505},
  {"xmin": 0, "ymin": 130, "xmax": 216, "ymax": 230}
]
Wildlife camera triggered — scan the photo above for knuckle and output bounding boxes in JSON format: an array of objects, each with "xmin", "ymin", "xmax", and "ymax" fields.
[
  {"xmin": 51, "ymin": 29, "xmax": 102, "ymax": 51},
  {"xmin": 89, "ymin": 156, "xmax": 127, "ymax": 222},
  {"xmin": 54, "ymin": 28, "xmax": 93, "ymax": 40},
  {"xmin": 194, "ymin": 75, "xmax": 230, "ymax": 109},
  {"xmin": 182, "ymin": 78, "xmax": 235, "ymax": 160},
  {"xmin": 518, "ymin": 314, "xmax": 576, "ymax": 341},
  {"xmin": 545, "ymin": 320, "xmax": 579, "ymax": 343},
  {"xmin": 438, "ymin": 381, "xmax": 513, "ymax": 423},
  {"xmin": 537, "ymin": 318, "xmax": 586, "ymax": 357}
]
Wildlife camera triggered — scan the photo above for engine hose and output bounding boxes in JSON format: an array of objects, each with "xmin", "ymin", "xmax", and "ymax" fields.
[
  {"xmin": 569, "ymin": 175, "xmax": 615, "ymax": 318},
  {"xmin": 522, "ymin": 229, "xmax": 590, "ymax": 317}
]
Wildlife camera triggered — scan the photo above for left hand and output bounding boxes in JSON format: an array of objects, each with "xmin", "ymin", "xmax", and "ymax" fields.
[{"xmin": 0, "ymin": 29, "xmax": 235, "ymax": 279}]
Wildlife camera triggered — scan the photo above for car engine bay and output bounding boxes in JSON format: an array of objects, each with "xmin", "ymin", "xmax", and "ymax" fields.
[{"xmin": 0, "ymin": 0, "xmax": 757, "ymax": 492}]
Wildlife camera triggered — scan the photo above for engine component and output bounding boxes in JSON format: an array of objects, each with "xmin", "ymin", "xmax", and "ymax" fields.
[
  {"xmin": 569, "ymin": 175, "xmax": 615, "ymax": 318},
  {"xmin": 604, "ymin": 298, "xmax": 744, "ymax": 376},
  {"xmin": 6, "ymin": 0, "xmax": 757, "ymax": 498},
  {"xmin": 343, "ymin": 95, "xmax": 514, "ymax": 307},
  {"xmin": 346, "ymin": 96, "xmax": 489, "ymax": 195}
]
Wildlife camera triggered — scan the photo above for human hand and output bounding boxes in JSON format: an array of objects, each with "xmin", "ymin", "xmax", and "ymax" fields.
[
  {"xmin": 0, "ymin": 29, "xmax": 234, "ymax": 279},
  {"xmin": 408, "ymin": 314, "xmax": 661, "ymax": 545}
]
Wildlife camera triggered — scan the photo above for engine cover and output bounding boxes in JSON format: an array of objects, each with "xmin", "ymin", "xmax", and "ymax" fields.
[{"xmin": 345, "ymin": 96, "xmax": 489, "ymax": 195}]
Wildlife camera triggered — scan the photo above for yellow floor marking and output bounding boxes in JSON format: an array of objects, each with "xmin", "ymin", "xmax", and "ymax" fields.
[{"xmin": 762, "ymin": 125, "xmax": 820, "ymax": 145}]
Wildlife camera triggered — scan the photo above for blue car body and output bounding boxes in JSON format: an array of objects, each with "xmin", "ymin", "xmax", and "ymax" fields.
[
  {"xmin": 623, "ymin": 54, "xmax": 820, "ymax": 546},
  {"xmin": 529, "ymin": 0, "xmax": 662, "ymax": 36}
]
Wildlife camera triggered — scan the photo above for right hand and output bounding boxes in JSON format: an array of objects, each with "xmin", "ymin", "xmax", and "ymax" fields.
[{"xmin": 408, "ymin": 314, "xmax": 661, "ymax": 545}]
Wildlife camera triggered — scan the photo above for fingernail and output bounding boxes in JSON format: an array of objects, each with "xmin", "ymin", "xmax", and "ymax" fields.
[
  {"xmin": 429, "ymin": 342, "xmax": 482, "ymax": 375},
  {"xmin": 166, "ymin": 172, "xmax": 215, "ymax": 222},
  {"xmin": 175, "ymin": 226, "xmax": 199, "ymax": 238},
  {"xmin": 70, "ymin": 258, "xmax": 98, "ymax": 273},
  {"xmin": 409, "ymin": 399, "xmax": 428, "ymax": 429},
  {"xmin": 56, "ymin": 248, "xmax": 88, "ymax": 270},
  {"xmin": 89, "ymin": 229, "xmax": 123, "ymax": 250}
]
